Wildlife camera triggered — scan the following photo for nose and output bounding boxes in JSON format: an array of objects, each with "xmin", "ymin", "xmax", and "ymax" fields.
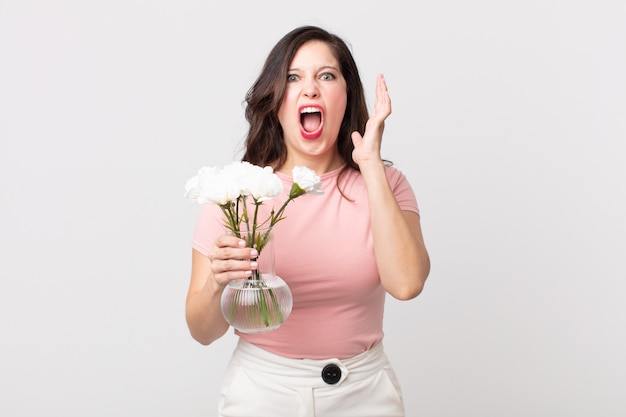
[{"xmin": 303, "ymin": 80, "xmax": 319, "ymax": 98}]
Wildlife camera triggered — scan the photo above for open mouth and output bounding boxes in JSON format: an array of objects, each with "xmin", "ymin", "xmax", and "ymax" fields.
[{"xmin": 299, "ymin": 106, "xmax": 323, "ymax": 139}]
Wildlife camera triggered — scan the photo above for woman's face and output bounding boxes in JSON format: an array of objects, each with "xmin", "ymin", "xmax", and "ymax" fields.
[{"xmin": 277, "ymin": 40, "xmax": 347, "ymax": 171}]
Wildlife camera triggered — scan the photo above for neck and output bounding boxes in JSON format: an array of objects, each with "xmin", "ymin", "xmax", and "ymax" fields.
[{"xmin": 276, "ymin": 154, "xmax": 345, "ymax": 175}]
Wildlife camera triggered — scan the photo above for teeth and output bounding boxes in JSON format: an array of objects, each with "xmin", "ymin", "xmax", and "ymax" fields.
[{"xmin": 300, "ymin": 107, "xmax": 321, "ymax": 114}]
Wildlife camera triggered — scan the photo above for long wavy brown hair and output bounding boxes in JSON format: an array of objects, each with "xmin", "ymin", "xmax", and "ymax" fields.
[{"xmin": 241, "ymin": 26, "xmax": 370, "ymax": 177}]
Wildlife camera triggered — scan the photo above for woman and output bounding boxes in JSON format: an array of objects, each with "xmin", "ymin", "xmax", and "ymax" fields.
[{"xmin": 186, "ymin": 25, "xmax": 430, "ymax": 416}]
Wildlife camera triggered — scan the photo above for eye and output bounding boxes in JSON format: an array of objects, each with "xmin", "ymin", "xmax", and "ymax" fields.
[
  {"xmin": 320, "ymin": 72, "xmax": 336, "ymax": 81},
  {"xmin": 287, "ymin": 74, "xmax": 299, "ymax": 82}
]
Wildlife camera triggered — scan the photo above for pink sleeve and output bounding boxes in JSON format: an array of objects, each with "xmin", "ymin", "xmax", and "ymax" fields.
[
  {"xmin": 191, "ymin": 204, "xmax": 225, "ymax": 256},
  {"xmin": 386, "ymin": 166, "xmax": 420, "ymax": 215}
]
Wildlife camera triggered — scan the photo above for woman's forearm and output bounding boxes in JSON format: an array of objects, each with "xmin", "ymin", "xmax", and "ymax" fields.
[
  {"xmin": 186, "ymin": 249, "xmax": 230, "ymax": 344},
  {"xmin": 360, "ymin": 161, "xmax": 430, "ymax": 300}
]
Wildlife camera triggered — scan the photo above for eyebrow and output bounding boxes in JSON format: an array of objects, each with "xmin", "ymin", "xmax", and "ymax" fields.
[{"xmin": 287, "ymin": 65, "xmax": 340, "ymax": 72}]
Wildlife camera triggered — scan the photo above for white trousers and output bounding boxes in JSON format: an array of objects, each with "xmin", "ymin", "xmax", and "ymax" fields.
[{"xmin": 218, "ymin": 339, "xmax": 405, "ymax": 417}]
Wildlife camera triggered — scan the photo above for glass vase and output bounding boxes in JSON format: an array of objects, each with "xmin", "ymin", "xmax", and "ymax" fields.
[{"xmin": 220, "ymin": 228, "xmax": 292, "ymax": 333}]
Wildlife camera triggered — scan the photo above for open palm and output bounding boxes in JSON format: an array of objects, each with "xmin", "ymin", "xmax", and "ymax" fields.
[{"xmin": 351, "ymin": 74, "xmax": 392, "ymax": 167}]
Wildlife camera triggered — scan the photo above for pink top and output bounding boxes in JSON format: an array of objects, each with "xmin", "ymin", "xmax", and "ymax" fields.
[{"xmin": 192, "ymin": 165, "xmax": 419, "ymax": 359}]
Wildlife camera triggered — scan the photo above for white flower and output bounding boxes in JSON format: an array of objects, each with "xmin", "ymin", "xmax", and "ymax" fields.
[
  {"xmin": 184, "ymin": 163, "xmax": 246, "ymax": 205},
  {"xmin": 246, "ymin": 165, "xmax": 283, "ymax": 201},
  {"xmin": 184, "ymin": 166, "xmax": 221, "ymax": 204},
  {"xmin": 221, "ymin": 161, "xmax": 253, "ymax": 197},
  {"xmin": 292, "ymin": 165, "xmax": 323, "ymax": 195},
  {"xmin": 185, "ymin": 161, "xmax": 322, "ymax": 239},
  {"xmin": 185, "ymin": 161, "xmax": 284, "ymax": 206}
]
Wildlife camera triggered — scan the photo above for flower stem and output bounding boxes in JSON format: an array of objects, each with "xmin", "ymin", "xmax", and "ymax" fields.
[{"xmin": 271, "ymin": 197, "xmax": 294, "ymax": 227}]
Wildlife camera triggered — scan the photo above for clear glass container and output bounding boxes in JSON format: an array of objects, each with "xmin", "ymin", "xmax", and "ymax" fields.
[{"xmin": 220, "ymin": 228, "xmax": 292, "ymax": 333}]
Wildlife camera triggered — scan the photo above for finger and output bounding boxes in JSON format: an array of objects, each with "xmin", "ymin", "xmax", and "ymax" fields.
[
  {"xmin": 211, "ymin": 258, "xmax": 258, "ymax": 285},
  {"xmin": 209, "ymin": 246, "xmax": 258, "ymax": 262},
  {"xmin": 214, "ymin": 234, "xmax": 248, "ymax": 249},
  {"xmin": 213, "ymin": 269, "xmax": 253, "ymax": 286},
  {"xmin": 214, "ymin": 257, "xmax": 258, "ymax": 273},
  {"xmin": 377, "ymin": 74, "xmax": 386, "ymax": 96},
  {"xmin": 375, "ymin": 74, "xmax": 386, "ymax": 101},
  {"xmin": 208, "ymin": 234, "xmax": 259, "ymax": 262},
  {"xmin": 351, "ymin": 131, "xmax": 363, "ymax": 147},
  {"xmin": 374, "ymin": 74, "xmax": 391, "ymax": 117}
]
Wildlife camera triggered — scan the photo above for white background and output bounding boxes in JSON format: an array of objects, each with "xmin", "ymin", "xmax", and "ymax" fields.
[{"xmin": 1, "ymin": 1, "xmax": 625, "ymax": 416}]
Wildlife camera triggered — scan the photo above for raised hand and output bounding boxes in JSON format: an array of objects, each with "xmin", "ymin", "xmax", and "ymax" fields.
[{"xmin": 351, "ymin": 74, "xmax": 392, "ymax": 167}]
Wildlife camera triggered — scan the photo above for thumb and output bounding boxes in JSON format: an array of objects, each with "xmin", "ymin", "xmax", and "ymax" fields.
[{"xmin": 351, "ymin": 131, "xmax": 363, "ymax": 147}]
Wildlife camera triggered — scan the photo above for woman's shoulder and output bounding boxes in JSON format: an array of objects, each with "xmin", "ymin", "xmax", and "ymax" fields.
[
  {"xmin": 383, "ymin": 163, "xmax": 410, "ymax": 185},
  {"xmin": 336, "ymin": 163, "xmax": 410, "ymax": 185}
]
